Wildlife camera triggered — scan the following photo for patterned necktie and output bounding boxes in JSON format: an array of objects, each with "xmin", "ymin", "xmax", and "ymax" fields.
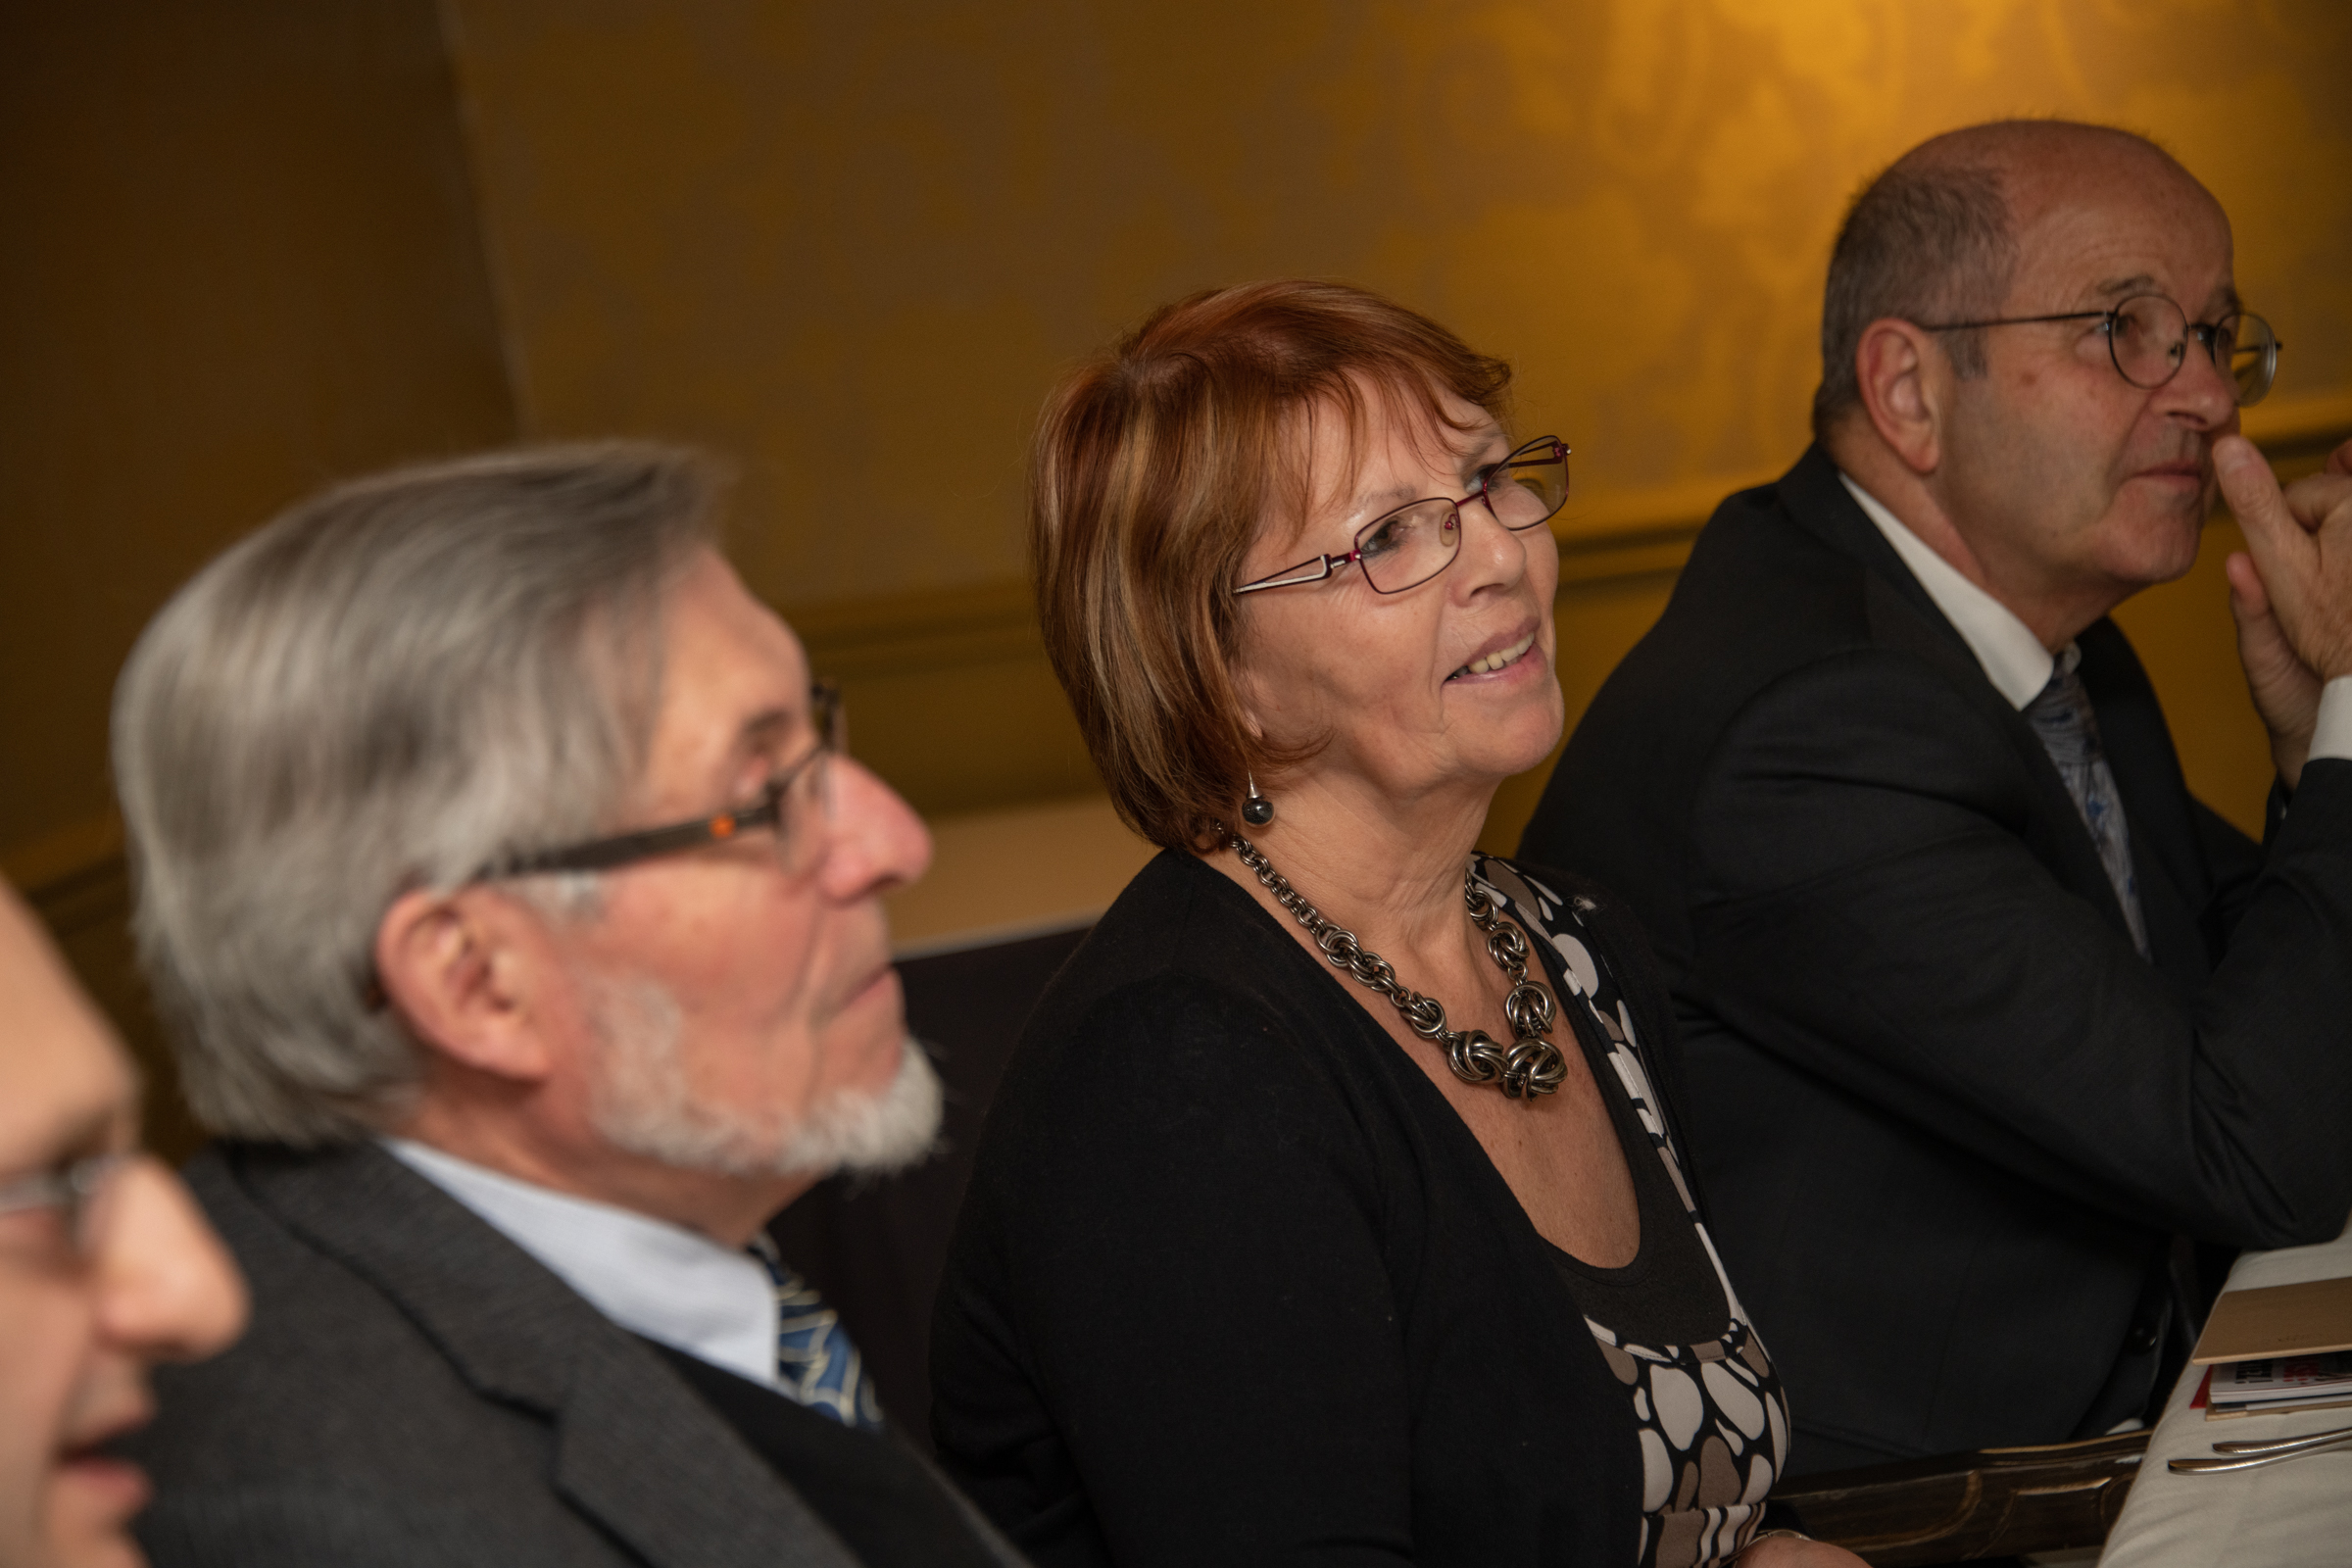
[
  {"xmin": 745, "ymin": 1233, "xmax": 886, "ymax": 1433},
  {"xmin": 2024, "ymin": 654, "xmax": 2151, "ymax": 958}
]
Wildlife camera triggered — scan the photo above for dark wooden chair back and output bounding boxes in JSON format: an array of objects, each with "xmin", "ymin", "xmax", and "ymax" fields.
[{"xmin": 1770, "ymin": 1429, "xmax": 2148, "ymax": 1564}]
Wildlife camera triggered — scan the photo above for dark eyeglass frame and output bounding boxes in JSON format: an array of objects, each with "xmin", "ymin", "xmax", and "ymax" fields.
[
  {"xmin": 1918, "ymin": 293, "xmax": 2282, "ymax": 406},
  {"xmin": 1232, "ymin": 435, "xmax": 1572, "ymax": 598},
  {"xmin": 0, "ymin": 1151, "xmax": 129, "ymax": 1261},
  {"xmin": 483, "ymin": 680, "xmax": 845, "ymax": 879}
]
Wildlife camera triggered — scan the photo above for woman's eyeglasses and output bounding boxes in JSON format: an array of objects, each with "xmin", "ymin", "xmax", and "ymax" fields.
[{"xmin": 1233, "ymin": 435, "xmax": 1571, "ymax": 598}]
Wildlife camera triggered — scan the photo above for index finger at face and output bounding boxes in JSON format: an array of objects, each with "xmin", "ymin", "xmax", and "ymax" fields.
[{"xmin": 2215, "ymin": 436, "xmax": 2301, "ymax": 557}]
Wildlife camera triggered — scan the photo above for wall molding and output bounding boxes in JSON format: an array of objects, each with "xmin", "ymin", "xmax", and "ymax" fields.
[
  {"xmin": 15, "ymin": 390, "xmax": 2349, "ymax": 917},
  {"xmin": 783, "ymin": 577, "xmax": 1045, "ymax": 679},
  {"xmin": 776, "ymin": 387, "xmax": 2352, "ymax": 662},
  {"xmin": 768, "ymin": 462, "xmax": 1800, "ymax": 680}
]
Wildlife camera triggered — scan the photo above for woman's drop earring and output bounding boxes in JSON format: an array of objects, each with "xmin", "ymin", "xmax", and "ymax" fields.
[{"xmin": 1242, "ymin": 772, "xmax": 1274, "ymax": 826}]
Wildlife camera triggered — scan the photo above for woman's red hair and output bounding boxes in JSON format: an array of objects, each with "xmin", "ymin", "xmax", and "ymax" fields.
[{"xmin": 1030, "ymin": 279, "xmax": 1513, "ymax": 852}]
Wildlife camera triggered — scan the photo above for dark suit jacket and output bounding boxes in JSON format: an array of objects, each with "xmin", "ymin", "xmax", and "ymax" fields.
[
  {"xmin": 122, "ymin": 1141, "xmax": 1025, "ymax": 1568},
  {"xmin": 1519, "ymin": 445, "xmax": 2352, "ymax": 1471}
]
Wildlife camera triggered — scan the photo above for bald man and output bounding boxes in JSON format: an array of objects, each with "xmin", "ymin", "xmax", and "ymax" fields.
[
  {"xmin": 1521, "ymin": 121, "xmax": 2352, "ymax": 1470},
  {"xmin": 0, "ymin": 882, "xmax": 245, "ymax": 1568}
]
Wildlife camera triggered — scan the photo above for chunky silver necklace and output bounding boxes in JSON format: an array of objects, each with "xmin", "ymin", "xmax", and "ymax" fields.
[{"xmin": 1229, "ymin": 832, "xmax": 1567, "ymax": 1101}]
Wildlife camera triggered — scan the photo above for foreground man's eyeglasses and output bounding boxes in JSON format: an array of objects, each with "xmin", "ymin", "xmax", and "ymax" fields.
[
  {"xmin": 1920, "ymin": 293, "xmax": 2281, "ymax": 406},
  {"xmin": 1234, "ymin": 434, "xmax": 1572, "ymax": 597},
  {"xmin": 483, "ymin": 679, "xmax": 845, "ymax": 881},
  {"xmin": 0, "ymin": 1151, "xmax": 129, "ymax": 1262}
]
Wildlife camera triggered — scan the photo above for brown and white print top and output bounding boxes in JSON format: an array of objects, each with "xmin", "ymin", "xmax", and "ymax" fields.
[{"xmin": 1472, "ymin": 858, "xmax": 1791, "ymax": 1568}]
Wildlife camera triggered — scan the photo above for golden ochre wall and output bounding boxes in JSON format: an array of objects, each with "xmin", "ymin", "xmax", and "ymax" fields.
[
  {"xmin": 0, "ymin": 0, "xmax": 517, "ymax": 1152},
  {"xmin": 435, "ymin": 0, "xmax": 2352, "ymax": 835},
  {"xmin": 1, "ymin": 1, "xmax": 515, "ymax": 860},
  {"xmin": 3, "ymin": 2, "xmax": 2349, "ymax": 1141}
]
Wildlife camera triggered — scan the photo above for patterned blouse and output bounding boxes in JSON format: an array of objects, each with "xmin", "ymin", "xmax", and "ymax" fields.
[{"xmin": 1473, "ymin": 857, "xmax": 1791, "ymax": 1567}]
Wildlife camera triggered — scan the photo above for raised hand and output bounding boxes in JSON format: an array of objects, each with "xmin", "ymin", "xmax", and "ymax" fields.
[{"xmin": 2216, "ymin": 435, "xmax": 2352, "ymax": 789}]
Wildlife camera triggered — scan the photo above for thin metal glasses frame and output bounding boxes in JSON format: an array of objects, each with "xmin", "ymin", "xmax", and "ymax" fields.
[
  {"xmin": 1233, "ymin": 434, "xmax": 1571, "ymax": 598},
  {"xmin": 1918, "ymin": 294, "xmax": 2281, "ymax": 405}
]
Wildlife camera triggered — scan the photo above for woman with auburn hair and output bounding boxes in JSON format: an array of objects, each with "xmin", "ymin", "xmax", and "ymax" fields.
[{"xmin": 929, "ymin": 281, "xmax": 1859, "ymax": 1568}]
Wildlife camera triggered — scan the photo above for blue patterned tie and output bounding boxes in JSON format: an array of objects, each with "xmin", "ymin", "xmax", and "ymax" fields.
[
  {"xmin": 2025, "ymin": 653, "xmax": 2151, "ymax": 958},
  {"xmin": 745, "ymin": 1233, "xmax": 886, "ymax": 1432}
]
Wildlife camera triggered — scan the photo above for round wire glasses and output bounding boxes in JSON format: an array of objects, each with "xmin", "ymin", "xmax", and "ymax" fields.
[
  {"xmin": 1921, "ymin": 294, "xmax": 2281, "ymax": 407},
  {"xmin": 1233, "ymin": 434, "xmax": 1571, "ymax": 598}
]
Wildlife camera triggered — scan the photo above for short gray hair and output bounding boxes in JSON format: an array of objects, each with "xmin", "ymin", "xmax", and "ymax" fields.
[
  {"xmin": 1811, "ymin": 120, "xmax": 2190, "ymax": 441},
  {"xmin": 114, "ymin": 443, "xmax": 720, "ymax": 1146},
  {"xmin": 1811, "ymin": 153, "xmax": 2014, "ymax": 439}
]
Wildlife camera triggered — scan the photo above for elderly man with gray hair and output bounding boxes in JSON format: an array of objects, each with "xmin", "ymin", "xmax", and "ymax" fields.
[{"xmin": 112, "ymin": 446, "xmax": 1024, "ymax": 1568}]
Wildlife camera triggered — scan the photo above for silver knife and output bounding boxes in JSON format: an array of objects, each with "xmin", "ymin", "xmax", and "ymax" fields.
[
  {"xmin": 2169, "ymin": 1431, "xmax": 2352, "ymax": 1473},
  {"xmin": 2210, "ymin": 1422, "xmax": 2352, "ymax": 1457}
]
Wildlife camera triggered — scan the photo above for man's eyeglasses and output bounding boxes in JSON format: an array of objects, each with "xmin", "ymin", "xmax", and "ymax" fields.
[
  {"xmin": 1233, "ymin": 435, "xmax": 1571, "ymax": 598},
  {"xmin": 484, "ymin": 680, "xmax": 845, "ymax": 882},
  {"xmin": 0, "ymin": 1152, "xmax": 128, "ymax": 1264},
  {"xmin": 1919, "ymin": 293, "xmax": 2281, "ymax": 407}
]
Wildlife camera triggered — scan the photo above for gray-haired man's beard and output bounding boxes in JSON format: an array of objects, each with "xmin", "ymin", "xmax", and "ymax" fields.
[{"xmin": 581, "ymin": 976, "xmax": 943, "ymax": 1180}]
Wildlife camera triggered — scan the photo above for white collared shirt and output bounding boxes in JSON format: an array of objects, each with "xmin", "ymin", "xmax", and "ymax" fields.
[
  {"xmin": 384, "ymin": 1138, "xmax": 780, "ymax": 1390},
  {"xmin": 1839, "ymin": 471, "xmax": 2352, "ymax": 760}
]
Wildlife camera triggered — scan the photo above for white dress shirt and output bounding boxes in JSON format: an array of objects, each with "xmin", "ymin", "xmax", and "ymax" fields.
[
  {"xmin": 1840, "ymin": 471, "xmax": 2352, "ymax": 760},
  {"xmin": 384, "ymin": 1138, "xmax": 779, "ymax": 1390}
]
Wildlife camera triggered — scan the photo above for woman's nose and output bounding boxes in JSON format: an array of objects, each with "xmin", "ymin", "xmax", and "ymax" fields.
[
  {"xmin": 1454, "ymin": 497, "xmax": 1535, "ymax": 592},
  {"xmin": 95, "ymin": 1156, "xmax": 248, "ymax": 1364}
]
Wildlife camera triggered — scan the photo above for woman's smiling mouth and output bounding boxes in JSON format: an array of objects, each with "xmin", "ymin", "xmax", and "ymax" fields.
[{"xmin": 1448, "ymin": 628, "xmax": 1538, "ymax": 681}]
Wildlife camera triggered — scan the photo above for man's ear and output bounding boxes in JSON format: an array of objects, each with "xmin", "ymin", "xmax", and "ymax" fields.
[
  {"xmin": 373, "ymin": 887, "xmax": 559, "ymax": 1085},
  {"xmin": 1853, "ymin": 318, "xmax": 1946, "ymax": 476}
]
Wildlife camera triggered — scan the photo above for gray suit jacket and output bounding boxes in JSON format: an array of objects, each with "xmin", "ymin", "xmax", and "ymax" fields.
[{"xmin": 123, "ymin": 1141, "xmax": 1024, "ymax": 1567}]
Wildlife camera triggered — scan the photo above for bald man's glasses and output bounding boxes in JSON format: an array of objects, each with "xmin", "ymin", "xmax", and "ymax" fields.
[
  {"xmin": 485, "ymin": 680, "xmax": 844, "ymax": 882},
  {"xmin": 1922, "ymin": 294, "xmax": 2280, "ymax": 407},
  {"xmin": 0, "ymin": 1152, "xmax": 127, "ymax": 1264}
]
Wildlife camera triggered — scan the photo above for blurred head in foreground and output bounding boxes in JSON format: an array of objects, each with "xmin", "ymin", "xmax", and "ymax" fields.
[
  {"xmin": 99, "ymin": 445, "xmax": 997, "ymax": 1565},
  {"xmin": 112, "ymin": 444, "xmax": 938, "ymax": 1240},
  {"xmin": 0, "ymin": 884, "xmax": 244, "ymax": 1568}
]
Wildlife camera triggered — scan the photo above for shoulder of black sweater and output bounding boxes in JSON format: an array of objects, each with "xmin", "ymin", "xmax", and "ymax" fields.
[
  {"xmin": 965, "ymin": 847, "xmax": 1481, "ymax": 1263},
  {"xmin": 992, "ymin": 851, "xmax": 1398, "ymax": 1147},
  {"xmin": 1019, "ymin": 847, "xmax": 1341, "ymax": 1052}
]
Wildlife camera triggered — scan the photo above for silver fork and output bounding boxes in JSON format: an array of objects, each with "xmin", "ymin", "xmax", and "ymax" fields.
[{"xmin": 2169, "ymin": 1427, "xmax": 2352, "ymax": 1473}]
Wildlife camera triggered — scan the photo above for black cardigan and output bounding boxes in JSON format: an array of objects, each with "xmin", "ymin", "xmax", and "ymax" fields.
[{"xmin": 929, "ymin": 850, "xmax": 1704, "ymax": 1568}]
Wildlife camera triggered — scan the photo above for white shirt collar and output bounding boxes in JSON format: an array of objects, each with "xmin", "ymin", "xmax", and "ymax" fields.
[
  {"xmin": 383, "ymin": 1138, "xmax": 778, "ymax": 1390},
  {"xmin": 1839, "ymin": 471, "xmax": 2062, "ymax": 710}
]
